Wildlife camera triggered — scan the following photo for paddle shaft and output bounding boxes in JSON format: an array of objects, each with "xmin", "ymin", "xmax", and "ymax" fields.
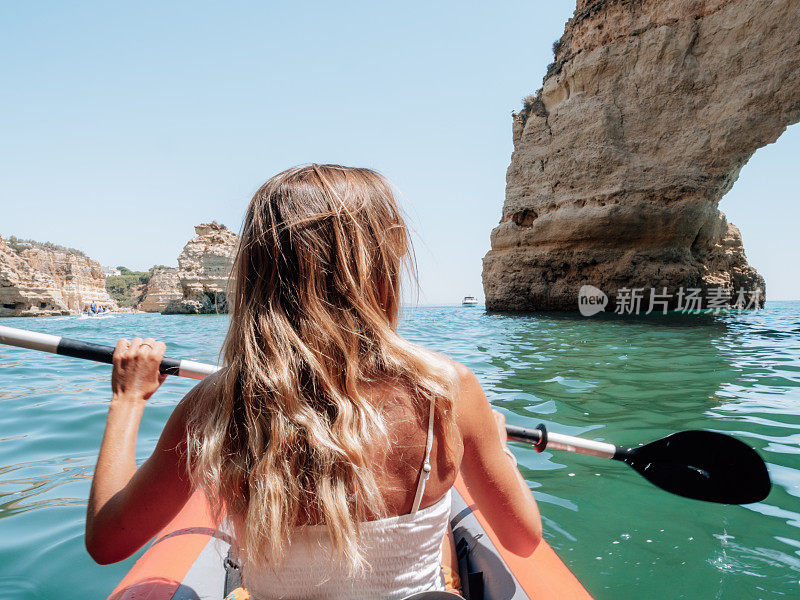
[
  {"xmin": 1, "ymin": 325, "xmax": 620, "ymax": 458},
  {"xmin": 0, "ymin": 325, "xmax": 219, "ymax": 380},
  {"xmin": 505, "ymin": 423, "xmax": 620, "ymax": 460},
  {"xmin": 0, "ymin": 326, "xmax": 622, "ymax": 460},
  {"xmin": 0, "ymin": 324, "xmax": 774, "ymax": 505}
]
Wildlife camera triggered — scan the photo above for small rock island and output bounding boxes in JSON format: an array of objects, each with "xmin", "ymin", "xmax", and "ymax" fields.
[{"xmin": 141, "ymin": 222, "xmax": 238, "ymax": 315}]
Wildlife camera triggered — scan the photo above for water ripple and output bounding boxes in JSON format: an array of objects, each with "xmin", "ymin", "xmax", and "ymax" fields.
[{"xmin": 0, "ymin": 304, "xmax": 798, "ymax": 599}]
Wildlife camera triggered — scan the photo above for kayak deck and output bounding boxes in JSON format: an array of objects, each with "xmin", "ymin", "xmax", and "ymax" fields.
[{"xmin": 108, "ymin": 475, "xmax": 591, "ymax": 600}]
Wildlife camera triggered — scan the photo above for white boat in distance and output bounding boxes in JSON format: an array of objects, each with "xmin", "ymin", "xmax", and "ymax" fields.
[{"xmin": 461, "ymin": 296, "xmax": 479, "ymax": 306}]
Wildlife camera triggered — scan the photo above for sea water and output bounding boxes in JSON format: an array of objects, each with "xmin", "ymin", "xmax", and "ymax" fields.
[{"xmin": 0, "ymin": 303, "xmax": 798, "ymax": 599}]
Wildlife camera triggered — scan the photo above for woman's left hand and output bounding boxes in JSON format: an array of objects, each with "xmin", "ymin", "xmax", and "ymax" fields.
[
  {"xmin": 111, "ymin": 337, "xmax": 167, "ymax": 402},
  {"xmin": 88, "ymin": 336, "xmax": 192, "ymax": 565}
]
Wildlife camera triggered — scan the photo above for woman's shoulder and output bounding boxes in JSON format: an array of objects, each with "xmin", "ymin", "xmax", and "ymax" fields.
[
  {"xmin": 445, "ymin": 360, "xmax": 481, "ymax": 399},
  {"xmin": 445, "ymin": 361, "xmax": 490, "ymax": 431},
  {"xmin": 170, "ymin": 369, "xmax": 227, "ymax": 428},
  {"xmin": 449, "ymin": 360, "xmax": 475, "ymax": 382},
  {"xmin": 190, "ymin": 368, "xmax": 226, "ymax": 396}
]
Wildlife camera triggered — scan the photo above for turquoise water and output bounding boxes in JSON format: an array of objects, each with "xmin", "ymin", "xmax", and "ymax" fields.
[{"xmin": 1, "ymin": 304, "xmax": 799, "ymax": 599}]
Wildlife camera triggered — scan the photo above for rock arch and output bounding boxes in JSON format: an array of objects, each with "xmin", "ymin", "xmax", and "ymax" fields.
[{"xmin": 482, "ymin": 0, "xmax": 800, "ymax": 311}]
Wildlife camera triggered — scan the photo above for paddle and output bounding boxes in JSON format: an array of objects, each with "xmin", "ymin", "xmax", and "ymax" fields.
[
  {"xmin": 506, "ymin": 424, "xmax": 771, "ymax": 505},
  {"xmin": 0, "ymin": 325, "xmax": 217, "ymax": 380},
  {"xmin": 0, "ymin": 325, "xmax": 771, "ymax": 505}
]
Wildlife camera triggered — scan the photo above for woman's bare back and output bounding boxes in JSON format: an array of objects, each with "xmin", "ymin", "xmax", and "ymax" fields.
[{"xmin": 361, "ymin": 381, "xmax": 463, "ymax": 518}]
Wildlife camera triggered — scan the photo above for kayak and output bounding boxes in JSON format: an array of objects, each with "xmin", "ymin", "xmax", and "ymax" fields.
[{"xmin": 107, "ymin": 474, "xmax": 592, "ymax": 600}]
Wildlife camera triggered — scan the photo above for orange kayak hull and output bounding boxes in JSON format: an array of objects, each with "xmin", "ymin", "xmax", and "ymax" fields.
[{"xmin": 109, "ymin": 475, "xmax": 592, "ymax": 600}]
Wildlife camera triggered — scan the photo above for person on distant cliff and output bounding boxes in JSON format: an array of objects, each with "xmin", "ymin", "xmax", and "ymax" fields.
[{"xmin": 84, "ymin": 165, "xmax": 542, "ymax": 599}]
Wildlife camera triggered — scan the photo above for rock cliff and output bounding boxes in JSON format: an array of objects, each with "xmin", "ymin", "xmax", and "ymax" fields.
[
  {"xmin": 137, "ymin": 268, "xmax": 181, "ymax": 313},
  {"xmin": 0, "ymin": 237, "xmax": 117, "ymax": 317},
  {"xmin": 483, "ymin": 0, "xmax": 799, "ymax": 311},
  {"xmin": 162, "ymin": 223, "xmax": 238, "ymax": 314}
]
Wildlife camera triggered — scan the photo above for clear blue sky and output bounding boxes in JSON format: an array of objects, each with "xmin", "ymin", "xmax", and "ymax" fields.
[{"xmin": 1, "ymin": 2, "xmax": 797, "ymax": 303}]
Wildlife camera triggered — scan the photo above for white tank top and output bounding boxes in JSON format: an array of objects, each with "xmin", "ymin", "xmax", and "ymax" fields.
[{"xmin": 239, "ymin": 399, "xmax": 450, "ymax": 600}]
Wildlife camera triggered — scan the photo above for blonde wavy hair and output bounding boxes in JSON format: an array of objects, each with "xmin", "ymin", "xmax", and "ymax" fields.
[{"xmin": 186, "ymin": 164, "xmax": 457, "ymax": 572}]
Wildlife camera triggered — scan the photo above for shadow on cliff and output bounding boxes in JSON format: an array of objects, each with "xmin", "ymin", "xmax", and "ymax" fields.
[{"xmin": 483, "ymin": 309, "xmax": 729, "ymax": 328}]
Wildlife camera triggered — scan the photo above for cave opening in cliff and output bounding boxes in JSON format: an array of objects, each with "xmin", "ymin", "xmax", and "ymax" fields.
[
  {"xmin": 718, "ymin": 122, "xmax": 800, "ymax": 302},
  {"xmin": 203, "ymin": 290, "xmax": 228, "ymax": 314}
]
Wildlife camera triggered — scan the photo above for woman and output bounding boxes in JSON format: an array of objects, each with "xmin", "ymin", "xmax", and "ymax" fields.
[{"xmin": 86, "ymin": 165, "xmax": 542, "ymax": 599}]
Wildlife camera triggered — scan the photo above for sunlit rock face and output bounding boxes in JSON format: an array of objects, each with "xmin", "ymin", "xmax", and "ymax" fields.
[
  {"xmin": 162, "ymin": 222, "xmax": 238, "ymax": 315},
  {"xmin": 138, "ymin": 268, "xmax": 181, "ymax": 313},
  {"xmin": 483, "ymin": 0, "xmax": 799, "ymax": 311},
  {"xmin": 0, "ymin": 237, "xmax": 117, "ymax": 317}
]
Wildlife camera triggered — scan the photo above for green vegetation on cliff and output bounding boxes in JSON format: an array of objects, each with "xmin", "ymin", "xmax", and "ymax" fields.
[
  {"xmin": 105, "ymin": 265, "xmax": 169, "ymax": 307},
  {"xmin": 5, "ymin": 235, "xmax": 87, "ymax": 257}
]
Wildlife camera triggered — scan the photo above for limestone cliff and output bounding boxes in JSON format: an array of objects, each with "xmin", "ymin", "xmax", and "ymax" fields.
[
  {"xmin": 138, "ymin": 268, "xmax": 181, "ymax": 313},
  {"xmin": 0, "ymin": 236, "xmax": 117, "ymax": 317},
  {"xmin": 483, "ymin": 0, "xmax": 799, "ymax": 311},
  {"xmin": 162, "ymin": 223, "xmax": 238, "ymax": 314}
]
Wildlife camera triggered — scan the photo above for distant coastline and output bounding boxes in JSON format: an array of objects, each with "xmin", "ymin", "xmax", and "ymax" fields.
[{"xmin": 0, "ymin": 222, "xmax": 236, "ymax": 318}]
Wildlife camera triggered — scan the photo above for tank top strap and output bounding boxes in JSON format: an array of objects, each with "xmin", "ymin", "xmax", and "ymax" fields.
[{"xmin": 409, "ymin": 397, "xmax": 436, "ymax": 515}]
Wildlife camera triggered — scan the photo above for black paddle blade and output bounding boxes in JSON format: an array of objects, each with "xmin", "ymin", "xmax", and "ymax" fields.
[{"xmin": 616, "ymin": 430, "xmax": 771, "ymax": 504}]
